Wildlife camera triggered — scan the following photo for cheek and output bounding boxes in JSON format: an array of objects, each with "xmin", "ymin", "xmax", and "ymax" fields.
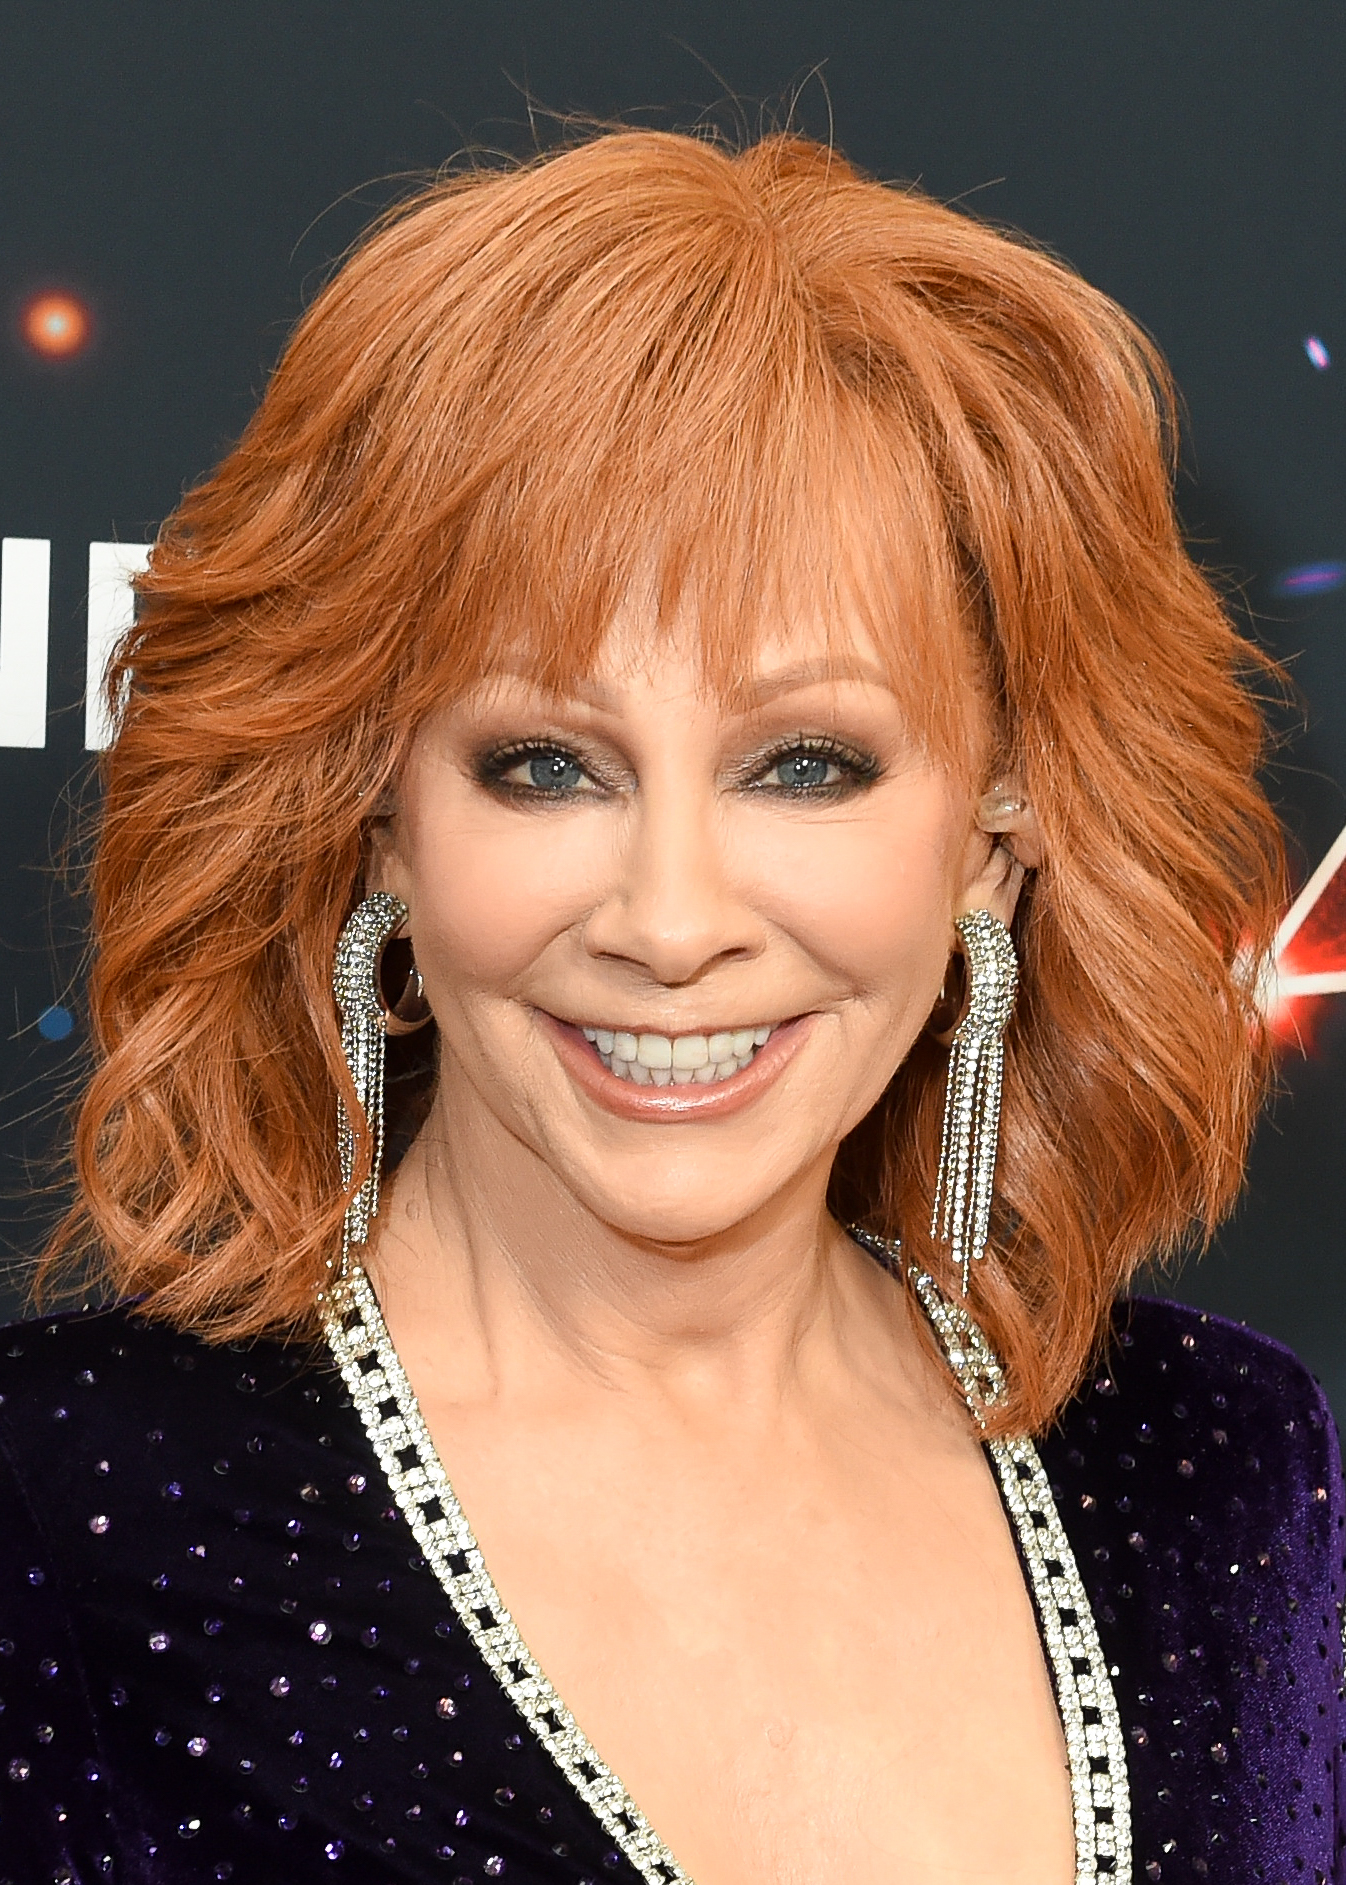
[
  {"xmin": 742, "ymin": 794, "xmax": 958, "ymax": 1003},
  {"xmin": 401, "ymin": 797, "xmax": 606, "ymax": 992}
]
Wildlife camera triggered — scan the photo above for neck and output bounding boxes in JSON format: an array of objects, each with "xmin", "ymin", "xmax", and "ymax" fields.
[{"xmin": 363, "ymin": 1084, "xmax": 910, "ymax": 1413}]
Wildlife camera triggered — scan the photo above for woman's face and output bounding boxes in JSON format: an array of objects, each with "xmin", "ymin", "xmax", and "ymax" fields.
[{"xmin": 371, "ymin": 608, "xmax": 1017, "ymax": 1245}]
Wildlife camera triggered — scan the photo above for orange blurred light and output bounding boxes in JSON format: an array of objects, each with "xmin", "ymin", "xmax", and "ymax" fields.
[{"xmin": 20, "ymin": 291, "xmax": 91, "ymax": 358}]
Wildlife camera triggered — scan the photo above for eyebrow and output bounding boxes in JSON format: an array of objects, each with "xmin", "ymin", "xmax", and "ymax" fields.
[
  {"xmin": 480, "ymin": 671, "xmax": 623, "ymax": 711},
  {"xmin": 739, "ymin": 656, "xmax": 894, "ymax": 704},
  {"xmin": 489, "ymin": 654, "xmax": 893, "ymax": 713}
]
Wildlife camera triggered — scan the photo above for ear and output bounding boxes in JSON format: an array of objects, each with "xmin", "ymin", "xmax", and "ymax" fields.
[
  {"xmin": 364, "ymin": 798, "xmax": 414, "ymax": 906},
  {"xmin": 956, "ymin": 832, "xmax": 1027, "ymax": 928},
  {"xmin": 954, "ymin": 778, "xmax": 1043, "ymax": 928},
  {"xmin": 976, "ymin": 778, "xmax": 1044, "ymax": 867}
]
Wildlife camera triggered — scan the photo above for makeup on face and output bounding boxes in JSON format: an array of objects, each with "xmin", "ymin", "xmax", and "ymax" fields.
[{"xmin": 371, "ymin": 611, "xmax": 1002, "ymax": 1243}]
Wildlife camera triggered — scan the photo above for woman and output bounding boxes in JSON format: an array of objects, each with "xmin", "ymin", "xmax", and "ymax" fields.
[{"xmin": 0, "ymin": 129, "xmax": 1339, "ymax": 1885}]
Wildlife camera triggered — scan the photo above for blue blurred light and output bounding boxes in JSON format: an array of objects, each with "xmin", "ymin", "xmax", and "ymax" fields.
[
  {"xmin": 1271, "ymin": 561, "xmax": 1346, "ymax": 598},
  {"xmin": 37, "ymin": 1004, "xmax": 74, "ymax": 1041},
  {"xmin": 1304, "ymin": 335, "xmax": 1331, "ymax": 370}
]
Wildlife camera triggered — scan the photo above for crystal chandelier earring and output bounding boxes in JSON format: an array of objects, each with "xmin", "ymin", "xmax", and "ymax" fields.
[
  {"xmin": 930, "ymin": 908, "xmax": 1018, "ymax": 1295},
  {"xmin": 331, "ymin": 891, "xmax": 433, "ymax": 1272}
]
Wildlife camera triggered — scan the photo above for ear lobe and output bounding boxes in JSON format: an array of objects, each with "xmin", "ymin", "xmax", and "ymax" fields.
[
  {"xmin": 957, "ymin": 834, "xmax": 1027, "ymax": 930},
  {"xmin": 364, "ymin": 813, "xmax": 411, "ymax": 903},
  {"xmin": 982, "ymin": 848, "xmax": 1028, "ymax": 928}
]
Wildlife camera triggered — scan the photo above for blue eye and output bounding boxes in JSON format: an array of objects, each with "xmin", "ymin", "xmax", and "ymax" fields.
[
  {"xmin": 749, "ymin": 739, "xmax": 880, "ymax": 796},
  {"xmin": 524, "ymin": 751, "xmax": 585, "ymax": 791},
  {"xmin": 481, "ymin": 744, "xmax": 594, "ymax": 796},
  {"xmin": 772, "ymin": 751, "xmax": 839, "ymax": 790}
]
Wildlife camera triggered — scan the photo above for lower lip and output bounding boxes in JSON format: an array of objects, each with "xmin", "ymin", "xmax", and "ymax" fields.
[{"xmin": 541, "ymin": 1013, "xmax": 813, "ymax": 1121}]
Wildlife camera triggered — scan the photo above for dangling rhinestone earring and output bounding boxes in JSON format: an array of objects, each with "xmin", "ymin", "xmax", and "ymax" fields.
[
  {"xmin": 930, "ymin": 909, "xmax": 1018, "ymax": 1295},
  {"xmin": 331, "ymin": 891, "xmax": 432, "ymax": 1272}
]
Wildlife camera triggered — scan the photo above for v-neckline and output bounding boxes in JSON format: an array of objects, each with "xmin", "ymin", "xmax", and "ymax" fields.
[{"xmin": 321, "ymin": 1243, "xmax": 1131, "ymax": 1885}]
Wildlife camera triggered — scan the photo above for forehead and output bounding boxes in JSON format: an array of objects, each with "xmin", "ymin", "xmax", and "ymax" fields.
[
  {"xmin": 588, "ymin": 601, "xmax": 899, "ymax": 707},
  {"xmin": 440, "ymin": 597, "xmax": 990, "ymax": 790}
]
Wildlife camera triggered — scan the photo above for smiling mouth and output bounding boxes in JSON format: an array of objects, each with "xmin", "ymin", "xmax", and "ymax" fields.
[{"xmin": 579, "ymin": 1023, "xmax": 777, "ymax": 1086}]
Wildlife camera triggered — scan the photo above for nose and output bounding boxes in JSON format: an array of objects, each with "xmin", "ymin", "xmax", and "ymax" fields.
[{"xmin": 581, "ymin": 775, "xmax": 762, "ymax": 987}]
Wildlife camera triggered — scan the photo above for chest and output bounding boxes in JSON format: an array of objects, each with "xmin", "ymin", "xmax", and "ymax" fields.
[{"xmin": 418, "ymin": 1395, "xmax": 1078, "ymax": 1885}]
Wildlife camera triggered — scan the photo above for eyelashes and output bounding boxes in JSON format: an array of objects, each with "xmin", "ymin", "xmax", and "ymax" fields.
[
  {"xmin": 473, "ymin": 733, "xmax": 883, "ymax": 802},
  {"xmin": 474, "ymin": 739, "xmax": 599, "ymax": 798},
  {"xmin": 739, "ymin": 733, "xmax": 883, "ymax": 796}
]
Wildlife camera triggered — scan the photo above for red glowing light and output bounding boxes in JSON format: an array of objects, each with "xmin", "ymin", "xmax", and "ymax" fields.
[
  {"xmin": 1258, "ymin": 824, "xmax": 1346, "ymax": 1048},
  {"xmin": 20, "ymin": 291, "xmax": 91, "ymax": 358},
  {"xmin": 1280, "ymin": 860, "xmax": 1346, "ymax": 980}
]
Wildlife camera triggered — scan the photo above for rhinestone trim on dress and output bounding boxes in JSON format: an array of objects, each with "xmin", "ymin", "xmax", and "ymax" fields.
[
  {"xmin": 323, "ymin": 1261, "xmax": 691, "ymax": 1885},
  {"xmin": 853, "ymin": 1228, "xmax": 1132, "ymax": 1884},
  {"xmin": 324, "ymin": 1247, "xmax": 1131, "ymax": 1885}
]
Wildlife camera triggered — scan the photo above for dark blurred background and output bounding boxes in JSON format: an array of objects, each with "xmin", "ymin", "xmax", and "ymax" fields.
[{"xmin": 1, "ymin": 0, "xmax": 1343, "ymax": 1403}]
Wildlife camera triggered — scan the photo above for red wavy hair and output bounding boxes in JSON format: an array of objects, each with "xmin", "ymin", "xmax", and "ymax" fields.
[{"xmin": 43, "ymin": 130, "xmax": 1283, "ymax": 1435}]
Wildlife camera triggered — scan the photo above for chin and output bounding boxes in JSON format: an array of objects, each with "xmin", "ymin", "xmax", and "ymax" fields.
[
  {"xmin": 577, "ymin": 1176, "xmax": 784, "ymax": 1251},
  {"xmin": 531, "ymin": 1104, "xmax": 835, "ymax": 1250}
]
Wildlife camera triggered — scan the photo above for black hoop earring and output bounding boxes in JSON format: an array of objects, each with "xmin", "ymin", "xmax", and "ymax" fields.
[
  {"xmin": 378, "ymin": 927, "xmax": 433, "ymax": 1036},
  {"xmin": 925, "ymin": 946, "xmax": 968, "ymax": 1047}
]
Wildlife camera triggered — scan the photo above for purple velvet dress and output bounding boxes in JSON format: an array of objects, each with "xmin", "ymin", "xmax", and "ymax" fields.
[{"xmin": 0, "ymin": 1293, "xmax": 1341, "ymax": 1883}]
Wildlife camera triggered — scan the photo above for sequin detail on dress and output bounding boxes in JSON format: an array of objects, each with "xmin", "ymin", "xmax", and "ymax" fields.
[
  {"xmin": 323, "ymin": 1263, "xmax": 691, "ymax": 1885},
  {"xmin": 325, "ymin": 1249, "xmax": 1132, "ymax": 1885}
]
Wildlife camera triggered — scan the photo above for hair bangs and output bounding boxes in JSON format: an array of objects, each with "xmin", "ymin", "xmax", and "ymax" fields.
[{"xmin": 385, "ymin": 227, "xmax": 982, "ymax": 781}]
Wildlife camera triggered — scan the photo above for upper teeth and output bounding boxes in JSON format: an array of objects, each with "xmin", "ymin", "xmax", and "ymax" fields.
[{"xmin": 580, "ymin": 1024, "xmax": 774, "ymax": 1086}]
